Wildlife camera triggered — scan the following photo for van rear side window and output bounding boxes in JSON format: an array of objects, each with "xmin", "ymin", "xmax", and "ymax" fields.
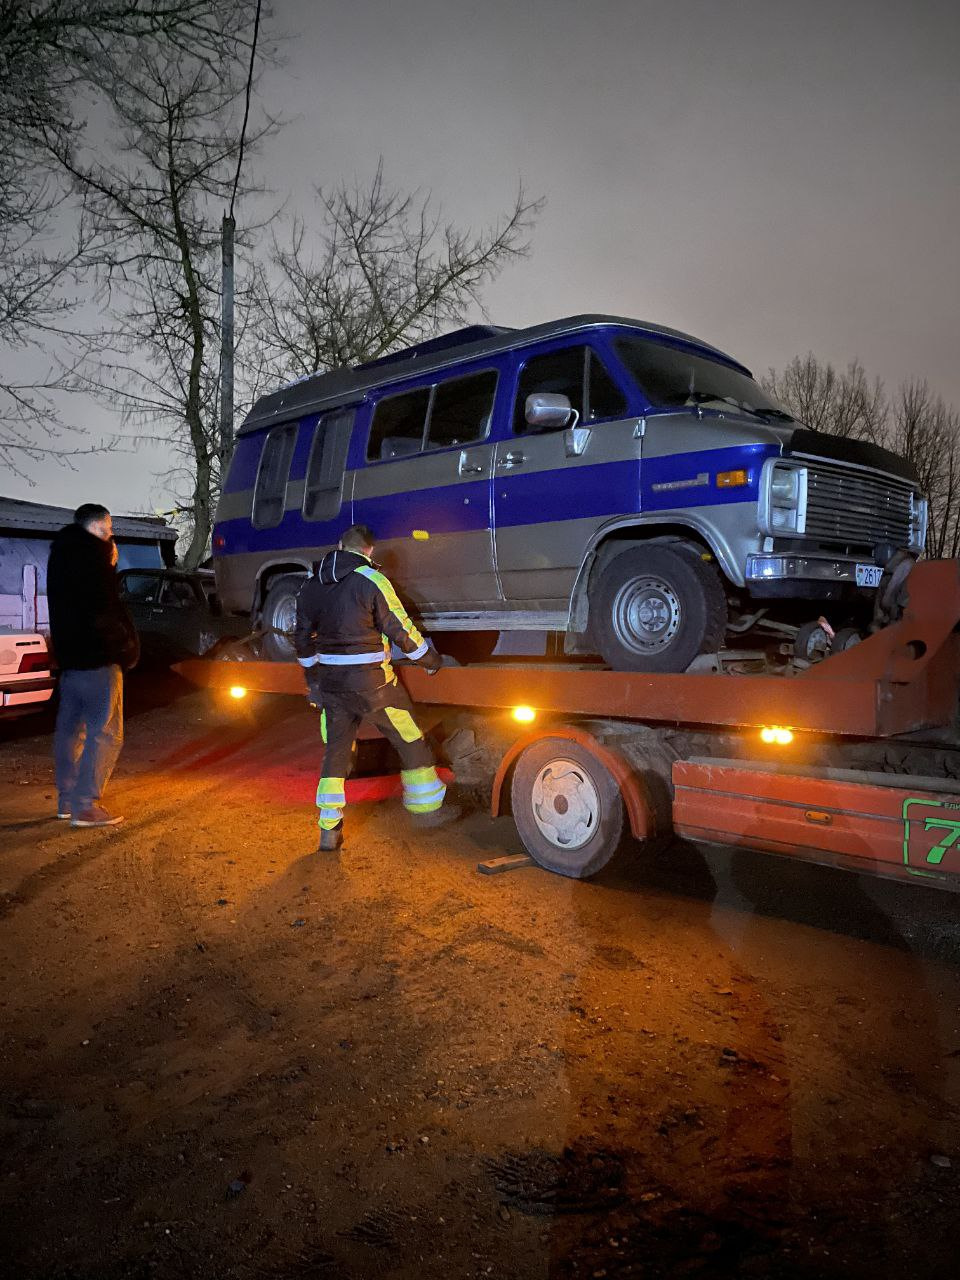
[
  {"xmin": 252, "ymin": 425, "xmax": 297, "ymax": 529},
  {"xmin": 303, "ymin": 409, "xmax": 354, "ymax": 521}
]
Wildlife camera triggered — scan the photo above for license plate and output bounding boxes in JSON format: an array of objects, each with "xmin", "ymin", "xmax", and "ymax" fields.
[{"xmin": 856, "ymin": 563, "xmax": 883, "ymax": 588}]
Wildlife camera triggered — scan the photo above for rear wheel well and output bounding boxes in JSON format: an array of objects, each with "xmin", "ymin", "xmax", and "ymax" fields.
[{"xmin": 254, "ymin": 562, "xmax": 310, "ymax": 617}]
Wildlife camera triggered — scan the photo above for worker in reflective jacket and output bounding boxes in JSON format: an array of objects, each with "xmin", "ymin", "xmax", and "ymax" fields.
[{"xmin": 293, "ymin": 523, "xmax": 459, "ymax": 851}]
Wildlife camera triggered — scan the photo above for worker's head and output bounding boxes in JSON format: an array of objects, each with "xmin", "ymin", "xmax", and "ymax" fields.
[
  {"xmin": 340, "ymin": 523, "xmax": 375, "ymax": 557},
  {"xmin": 74, "ymin": 503, "xmax": 113, "ymax": 542}
]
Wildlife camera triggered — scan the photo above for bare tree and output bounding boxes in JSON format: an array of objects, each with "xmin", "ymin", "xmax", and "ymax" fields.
[
  {"xmin": 887, "ymin": 380, "xmax": 960, "ymax": 558},
  {"xmin": 43, "ymin": 1, "xmax": 270, "ymax": 566},
  {"xmin": 248, "ymin": 164, "xmax": 541, "ymax": 387},
  {"xmin": 761, "ymin": 353, "xmax": 887, "ymax": 441},
  {"xmin": 0, "ymin": 0, "xmax": 260, "ymax": 474}
]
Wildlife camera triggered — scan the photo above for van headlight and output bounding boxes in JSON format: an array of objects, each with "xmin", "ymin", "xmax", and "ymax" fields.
[
  {"xmin": 760, "ymin": 461, "xmax": 807, "ymax": 536},
  {"xmin": 909, "ymin": 494, "xmax": 928, "ymax": 551}
]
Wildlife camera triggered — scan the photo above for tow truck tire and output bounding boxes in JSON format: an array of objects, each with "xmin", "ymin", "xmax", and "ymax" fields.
[
  {"xmin": 261, "ymin": 574, "xmax": 306, "ymax": 662},
  {"xmin": 510, "ymin": 737, "xmax": 630, "ymax": 879},
  {"xmin": 591, "ymin": 543, "xmax": 727, "ymax": 673}
]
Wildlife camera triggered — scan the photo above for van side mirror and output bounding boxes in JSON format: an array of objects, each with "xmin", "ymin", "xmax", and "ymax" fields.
[{"xmin": 524, "ymin": 392, "xmax": 576, "ymax": 430}]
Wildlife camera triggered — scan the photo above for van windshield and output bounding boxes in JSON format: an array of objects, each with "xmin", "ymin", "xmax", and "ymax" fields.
[{"xmin": 614, "ymin": 337, "xmax": 791, "ymax": 420}]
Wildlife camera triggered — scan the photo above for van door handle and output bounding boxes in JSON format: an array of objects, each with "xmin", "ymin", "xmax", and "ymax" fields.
[
  {"xmin": 458, "ymin": 451, "xmax": 484, "ymax": 476},
  {"xmin": 498, "ymin": 451, "xmax": 525, "ymax": 468}
]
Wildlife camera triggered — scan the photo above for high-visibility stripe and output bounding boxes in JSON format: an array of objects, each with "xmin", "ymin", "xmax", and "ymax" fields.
[
  {"xmin": 355, "ymin": 565, "xmax": 425, "ymax": 648},
  {"xmin": 384, "ymin": 706, "xmax": 424, "ymax": 743},
  {"xmin": 319, "ymin": 708, "xmax": 327, "ymax": 744},
  {"xmin": 401, "ymin": 764, "xmax": 445, "ymax": 813},
  {"xmin": 406, "ymin": 640, "xmax": 429, "ymax": 660},
  {"xmin": 402, "ymin": 765, "xmax": 440, "ymax": 785},
  {"xmin": 298, "ymin": 655, "xmax": 320, "ymax": 667},
  {"xmin": 317, "ymin": 772, "xmax": 346, "ymax": 830},
  {"xmin": 314, "ymin": 650, "xmax": 385, "ymax": 665}
]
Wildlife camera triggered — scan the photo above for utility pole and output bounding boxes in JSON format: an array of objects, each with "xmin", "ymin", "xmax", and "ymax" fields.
[{"xmin": 220, "ymin": 212, "xmax": 235, "ymax": 468}]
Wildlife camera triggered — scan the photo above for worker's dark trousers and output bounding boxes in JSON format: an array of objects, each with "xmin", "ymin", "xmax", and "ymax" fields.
[{"xmin": 314, "ymin": 670, "xmax": 445, "ymax": 830}]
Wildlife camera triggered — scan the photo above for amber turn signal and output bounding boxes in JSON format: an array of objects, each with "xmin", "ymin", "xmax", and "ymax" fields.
[{"xmin": 716, "ymin": 469, "xmax": 749, "ymax": 488}]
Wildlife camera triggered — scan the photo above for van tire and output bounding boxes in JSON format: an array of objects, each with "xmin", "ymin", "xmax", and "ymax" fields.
[
  {"xmin": 261, "ymin": 574, "xmax": 307, "ymax": 662},
  {"xmin": 591, "ymin": 543, "xmax": 727, "ymax": 673}
]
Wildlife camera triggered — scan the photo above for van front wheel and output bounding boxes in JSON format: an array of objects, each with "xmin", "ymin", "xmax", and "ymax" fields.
[
  {"xmin": 261, "ymin": 575, "xmax": 306, "ymax": 662},
  {"xmin": 591, "ymin": 544, "xmax": 727, "ymax": 673}
]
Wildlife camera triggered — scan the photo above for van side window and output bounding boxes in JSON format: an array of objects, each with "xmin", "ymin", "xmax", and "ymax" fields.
[
  {"xmin": 367, "ymin": 388, "xmax": 430, "ymax": 461},
  {"xmin": 303, "ymin": 409, "xmax": 354, "ymax": 521},
  {"xmin": 427, "ymin": 371, "xmax": 497, "ymax": 449},
  {"xmin": 252, "ymin": 424, "xmax": 297, "ymax": 529},
  {"xmin": 513, "ymin": 345, "xmax": 626, "ymax": 433}
]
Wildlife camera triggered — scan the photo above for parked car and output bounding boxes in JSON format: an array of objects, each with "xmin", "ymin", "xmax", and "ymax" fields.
[
  {"xmin": 0, "ymin": 631, "xmax": 54, "ymax": 712},
  {"xmin": 117, "ymin": 568, "xmax": 249, "ymax": 664},
  {"xmin": 211, "ymin": 315, "xmax": 926, "ymax": 672}
]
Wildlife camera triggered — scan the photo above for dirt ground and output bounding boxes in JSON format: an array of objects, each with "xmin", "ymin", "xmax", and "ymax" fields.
[{"xmin": 2, "ymin": 675, "xmax": 960, "ymax": 1280}]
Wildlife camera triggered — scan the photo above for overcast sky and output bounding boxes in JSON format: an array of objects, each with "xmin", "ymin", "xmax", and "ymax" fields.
[{"xmin": 10, "ymin": 0, "xmax": 960, "ymax": 517}]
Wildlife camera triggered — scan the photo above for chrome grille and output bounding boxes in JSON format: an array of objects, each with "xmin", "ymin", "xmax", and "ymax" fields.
[{"xmin": 799, "ymin": 456, "xmax": 914, "ymax": 547}]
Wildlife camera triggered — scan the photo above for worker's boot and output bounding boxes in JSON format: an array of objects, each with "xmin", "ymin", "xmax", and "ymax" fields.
[
  {"xmin": 408, "ymin": 804, "xmax": 462, "ymax": 831},
  {"xmin": 317, "ymin": 822, "xmax": 343, "ymax": 853}
]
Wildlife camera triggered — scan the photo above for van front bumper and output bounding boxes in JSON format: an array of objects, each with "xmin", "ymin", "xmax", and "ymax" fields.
[{"xmin": 745, "ymin": 553, "xmax": 881, "ymax": 595}]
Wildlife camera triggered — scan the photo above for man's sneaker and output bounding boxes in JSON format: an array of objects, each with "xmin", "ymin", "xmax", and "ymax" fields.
[
  {"xmin": 71, "ymin": 806, "xmax": 123, "ymax": 828},
  {"xmin": 317, "ymin": 822, "xmax": 343, "ymax": 852},
  {"xmin": 56, "ymin": 810, "xmax": 71, "ymax": 820},
  {"xmin": 408, "ymin": 804, "xmax": 462, "ymax": 831}
]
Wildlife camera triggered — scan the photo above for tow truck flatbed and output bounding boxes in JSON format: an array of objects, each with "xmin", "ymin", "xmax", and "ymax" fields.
[{"xmin": 177, "ymin": 559, "xmax": 960, "ymax": 892}]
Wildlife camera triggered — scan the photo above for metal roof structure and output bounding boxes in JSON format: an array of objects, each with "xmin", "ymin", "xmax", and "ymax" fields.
[
  {"xmin": 0, "ymin": 497, "xmax": 177, "ymax": 542},
  {"xmin": 239, "ymin": 313, "xmax": 749, "ymax": 435}
]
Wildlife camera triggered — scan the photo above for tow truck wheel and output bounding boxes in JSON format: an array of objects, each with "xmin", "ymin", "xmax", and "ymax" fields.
[
  {"xmin": 510, "ymin": 737, "xmax": 629, "ymax": 878},
  {"xmin": 261, "ymin": 575, "xmax": 306, "ymax": 662},
  {"xmin": 591, "ymin": 543, "xmax": 727, "ymax": 673}
]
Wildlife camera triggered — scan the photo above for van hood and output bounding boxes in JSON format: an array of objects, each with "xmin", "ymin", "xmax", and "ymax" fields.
[
  {"xmin": 785, "ymin": 426, "xmax": 919, "ymax": 484},
  {"xmin": 315, "ymin": 549, "xmax": 371, "ymax": 585}
]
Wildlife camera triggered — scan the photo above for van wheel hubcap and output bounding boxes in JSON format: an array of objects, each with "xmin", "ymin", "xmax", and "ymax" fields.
[
  {"xmin": 531, "ymin": 759, "xmax": 600, "ymax": 849},
  {"xmin": 612, "ymin": 575, "xmax": 682, "ymax": 654},
  {"xmin": 271, "ymin": 594, "xmax": 296, "ymax": 635}
]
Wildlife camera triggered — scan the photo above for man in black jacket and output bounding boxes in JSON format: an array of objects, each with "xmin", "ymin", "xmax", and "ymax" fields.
[
  {"xmin": 294, "ymin": 523, "xmax": 458, "ymax": 852},
  {"xmin": 48, "ymin": 503, "xmax": 140, "ymax": 827}
]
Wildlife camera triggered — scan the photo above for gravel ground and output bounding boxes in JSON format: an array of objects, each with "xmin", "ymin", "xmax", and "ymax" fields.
[{"xmin": 1, "ymin": 676, "xmax": 959, "ymax": 1279}]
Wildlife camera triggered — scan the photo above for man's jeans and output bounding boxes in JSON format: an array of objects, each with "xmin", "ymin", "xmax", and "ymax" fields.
[{"xmin": 54, "ymin": 666, "xmax": 124, "ymax": 814}]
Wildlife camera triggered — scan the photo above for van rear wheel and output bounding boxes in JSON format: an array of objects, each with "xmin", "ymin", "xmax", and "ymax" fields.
[
  {"xmin": 591, "ymin": 544, "xmax": 727, "ymax": 673},
  {"xmin": 261, "ymin": 575, "xmax": 306, "ymax": 662}
]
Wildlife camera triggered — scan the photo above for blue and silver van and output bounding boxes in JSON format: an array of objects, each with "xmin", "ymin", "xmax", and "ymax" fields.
[{"xmin": 213, "ymin": 315, "xmax": 926, "ymax": 672}]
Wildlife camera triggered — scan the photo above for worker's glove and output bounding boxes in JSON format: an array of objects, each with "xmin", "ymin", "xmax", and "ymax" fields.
[{"xmin": 419, "ymin": 643, "xmax": 444, "ymax": 675}]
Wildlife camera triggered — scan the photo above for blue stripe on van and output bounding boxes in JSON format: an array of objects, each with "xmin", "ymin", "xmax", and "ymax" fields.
[
  {"xmin": 213, "ymin": 442, "xmax": 778, "ymax": 556},
  {"xmin": 353, "ymin": 479, "xmax": 491, "ymax": 539},
  {"xmin": 641, "ymin": 441, "xmax": 776, "ymax": 513},
  {"xmin": 214, "ymin": 510, "xmax": 350, "ymax": 556}
]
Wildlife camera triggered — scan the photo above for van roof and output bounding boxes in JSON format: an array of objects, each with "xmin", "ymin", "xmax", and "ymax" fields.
[{"xmin": 238, "ymin": 313, "xmax": 750, "ymax": 435}]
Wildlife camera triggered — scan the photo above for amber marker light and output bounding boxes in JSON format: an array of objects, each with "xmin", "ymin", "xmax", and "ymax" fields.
[
  {"xmin": 229, "ymin": 685, "xmax": 247, "ymax": 700},
  {"xmin": 716, "ymin": 469, "xmax": 749, "ymax": 488},
  {"xmin": 512, "ymin": 705, "xmax": 536, "ymax": 724},
  {"xmin": 760, "ymin": 725, "xmax": 793, "ymax": 745}
]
